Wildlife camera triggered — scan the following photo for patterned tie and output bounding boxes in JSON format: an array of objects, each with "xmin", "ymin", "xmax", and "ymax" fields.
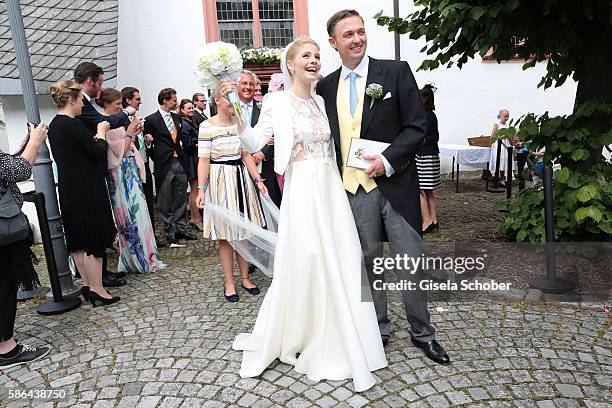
[
  {"xmin": 164, "ymin": 113, "xmax": 173, "ymax": 132},
  {"xmin": 349, "ymin": 71, "xmax": 358, "ymax": 117}
]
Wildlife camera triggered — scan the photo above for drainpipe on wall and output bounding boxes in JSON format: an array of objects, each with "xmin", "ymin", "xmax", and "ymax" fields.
[{"xmin": 393, "ymin": 0, "xmax": 400, "ymax": 61}]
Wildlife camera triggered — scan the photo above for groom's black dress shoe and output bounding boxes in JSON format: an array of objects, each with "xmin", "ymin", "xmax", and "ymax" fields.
[
  {"xmin": 382, "ymin": 336, "xmax": 390, "ymax": 347},
  {"xmin": 411, "ymin": 337, "xmax": 451, "ymax": 366},
  {"xmin": 176, "ymin": 231, "xmax": 197, "ymax": 241}
]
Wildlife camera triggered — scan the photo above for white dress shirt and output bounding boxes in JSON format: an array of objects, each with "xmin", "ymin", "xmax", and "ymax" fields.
[{"xmin": 340, "ymin": 56, "xmax": 394, "ymax": 176}]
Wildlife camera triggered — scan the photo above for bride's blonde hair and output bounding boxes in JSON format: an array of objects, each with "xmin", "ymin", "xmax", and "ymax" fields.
[{"xmin": 285, "ymin": 37, "xmax": 320, "ymax": 73}]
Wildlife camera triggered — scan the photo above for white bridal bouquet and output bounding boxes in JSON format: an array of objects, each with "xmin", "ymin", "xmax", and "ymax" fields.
[{"xmin": 194, "ymin": 41, "xmax": 245, "ymax": 123}]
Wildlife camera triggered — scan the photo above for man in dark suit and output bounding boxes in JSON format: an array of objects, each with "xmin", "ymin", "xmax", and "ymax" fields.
[
  {"xmin": 317, "ymin": 9, "xmax": 449, "ymax": 365},
  {"xmin": 238, "ymin": 70, "xmax": 282, "ymax": 207},
  {"xmin": 73, "ymin": 62, "xmax": 133, "ymax": 287},
  {"xmin": 192, "ymin": 92, "xmax": 208, "ymax": 129},
  {"xmin": 144, "ymin": 88, "xmax": 195, "ymax": 246}
]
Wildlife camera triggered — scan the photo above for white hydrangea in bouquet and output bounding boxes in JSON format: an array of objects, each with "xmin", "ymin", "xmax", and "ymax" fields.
[{"xmin": 194, "ymin": 41, "xmax": 246, "ymax": 123}]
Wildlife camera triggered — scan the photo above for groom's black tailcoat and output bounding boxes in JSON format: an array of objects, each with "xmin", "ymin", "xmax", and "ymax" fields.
[{"xmin": 317, "ymin": 57, "xmax": 428, "ymax": 233}]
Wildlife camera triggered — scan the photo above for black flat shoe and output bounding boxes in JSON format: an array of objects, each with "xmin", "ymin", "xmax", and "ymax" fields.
[
  {"xmin": 88, "ymin": 290, "xmax": 121, "ymax": 307},
  {"xmin": 241, "ymin": 278, "xmax": 260, "ymax": 295},
  {"xmin": 224, "ymin": 291, "xmax": 239, "ymax": 302},
  {"xmin": 241, "ymin": 284, "xmax": 260, "ymax": 295},
  {"xmin": 411, "ymin": 337, "xmax": 451, "ymax": 365},
  {"xmin": 80, "ymin": 286, "xmax": 90, "ymax": 301},
  {"xmin": 382, "ymin": 336, "xmax": 390, "ymax": 347}
]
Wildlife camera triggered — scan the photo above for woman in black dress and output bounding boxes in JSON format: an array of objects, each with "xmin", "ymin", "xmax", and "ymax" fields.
[
  {"xmin": 416, "ymin": 84, "xmax": 441, "ymax": 234},
  {"xmin": 47, "ymin": 80, "xmax": 119, "ymax": 306}
]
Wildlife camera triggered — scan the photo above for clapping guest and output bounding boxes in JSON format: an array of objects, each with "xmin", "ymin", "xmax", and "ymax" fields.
[
  {"xmin": 416, "ymin": 85, "xmax": 441, "ymax": 234},
  {"xmin": 74, "ymin": 62, "xmax": 128, "ymax": 287},
  {"xmin": 195, "ymin": 88, "xmax": 266, "ymax": 302},
  {"xmin": 179, "ymin": 98, "xmax": 203, "ymax": 231},
  {"xmin": 121, "ymin": 87, "xmax": 155, "ymax": 230},
  {"xmin": 47, "ymin": 80, "xmax": 119, "ymax": 306},
  {"xmin": 98, "ymin": 88, "xmax": 165, "ymax": 274},
  {"xmin": 0, "ymin": 124, "xmax": 51, "ymax": 368}
]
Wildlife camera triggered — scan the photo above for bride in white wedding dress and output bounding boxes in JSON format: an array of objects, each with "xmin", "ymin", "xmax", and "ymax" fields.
[{"xmin": 219, "ymin": 37, "xmax": 387, "ymax": 392}]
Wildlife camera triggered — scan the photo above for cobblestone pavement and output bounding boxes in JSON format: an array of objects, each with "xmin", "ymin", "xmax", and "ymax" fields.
[{"xmin": 1, "ymin": 180, "xmax": 610, "ymax": 408}]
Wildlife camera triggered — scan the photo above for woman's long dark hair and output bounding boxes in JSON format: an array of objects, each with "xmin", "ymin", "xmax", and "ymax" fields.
[{"xmin": 419, "ymin": 84, "xmax": 436, "ymax": 111}]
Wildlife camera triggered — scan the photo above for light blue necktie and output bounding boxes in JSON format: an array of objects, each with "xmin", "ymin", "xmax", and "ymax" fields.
[
  {"xmin": 244, "ymin": 103, "xmax": 252, "ymax": 124},
  {"xmin": 349, "ymin": 71, "xmax": 358, "ymax": 117},
  {"xmin": 164, "ymin": 113, "xmax": 173, "ymax": 132}
]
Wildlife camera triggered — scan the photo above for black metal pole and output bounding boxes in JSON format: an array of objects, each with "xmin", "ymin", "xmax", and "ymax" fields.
[
  {"xmin": 506, "ymin": 145, "xmax": 513, "ymax": 199},
  {"xmin": 543, "ymin": 166, "xmax": 556, "ymax": 279},
  {"xmin": 16, "ymin": 192, "xmax": 50, "ymax": 301},
  {"xmin": 455, "ymin": 161, "xmax": 459, "ymax": 193},
  {"xmin": 33, "ymin": 193, "xmax": 81, "ymax": 315},
  {"xmin": 393, "ymin": 0, "xmax": 401, "ymax": 61},
  {"xmin": 6, "ymin": 0, "xmax": 78, "ymax": 296},
  {"xmin": 529, "ymin": 166, "xmax": 575, "ymax": 294}
]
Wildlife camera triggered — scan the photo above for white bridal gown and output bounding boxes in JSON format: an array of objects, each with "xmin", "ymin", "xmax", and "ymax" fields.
[{"xmin": 232, "ymin": 91, "xmax": 387, "ymax": 392}]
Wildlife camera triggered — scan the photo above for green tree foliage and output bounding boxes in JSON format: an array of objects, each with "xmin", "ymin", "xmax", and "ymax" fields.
[{"xmin": 376, "ymin": 1, "xmax": 612, "ymax": 241}]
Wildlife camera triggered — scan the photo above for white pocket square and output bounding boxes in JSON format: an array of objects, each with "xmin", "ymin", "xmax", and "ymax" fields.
[{"xmin": 383, "ymin": 92, "xmax": 392, "ymax": 100}]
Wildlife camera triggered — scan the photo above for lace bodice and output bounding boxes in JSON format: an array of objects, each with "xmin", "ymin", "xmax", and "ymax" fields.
[{"xmin": 288, "ymin": 92, "xmax": 334, "ymax": 162}]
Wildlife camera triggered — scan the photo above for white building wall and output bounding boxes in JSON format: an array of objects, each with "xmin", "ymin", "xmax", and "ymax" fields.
[
  {"xmin": 116, "ymin": 0, "xmax": 207, "ymax": 118},
  {"xmin": 1, "ymin": 0, "xmax": 578, "ymax": 175}
]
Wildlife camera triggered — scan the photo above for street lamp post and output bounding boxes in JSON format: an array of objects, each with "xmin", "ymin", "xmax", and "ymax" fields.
[{"xmin": 6, "ymin": 0, "xmax": 79, "ymax": 299}]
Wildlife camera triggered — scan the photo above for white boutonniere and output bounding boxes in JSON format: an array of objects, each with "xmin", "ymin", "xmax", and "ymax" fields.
[
  {"xmin": 256, "ymin": 101, "xmax": 262, "ymax": 110},
  {"xmin": 365, "ymin": 83, "xmax": 384, "ymax": 109}
]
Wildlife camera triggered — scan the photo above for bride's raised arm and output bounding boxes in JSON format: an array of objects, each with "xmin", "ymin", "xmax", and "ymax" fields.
[
  {"xmin": 218, "ymin": 79, "xmax": 274, "ymax": 154},
  {"xmin": 235, "ymin": 93, "xmax": 275, "ymax": 154}
]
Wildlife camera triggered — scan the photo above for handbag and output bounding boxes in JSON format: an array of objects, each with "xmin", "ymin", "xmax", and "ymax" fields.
[{"xmin": 0, "ymin": 190, "xmax": 30, "ymax": 246}]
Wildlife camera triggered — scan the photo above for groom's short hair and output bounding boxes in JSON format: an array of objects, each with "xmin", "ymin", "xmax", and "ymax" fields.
[{"xmin": 326, "ymin": 9, "xmax": 363, "ymax": 36}]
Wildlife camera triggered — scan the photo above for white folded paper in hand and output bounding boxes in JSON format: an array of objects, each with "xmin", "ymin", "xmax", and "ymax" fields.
[{"xmin": 346, "ymin": 138, "xmax": 390, "ymax": 170}]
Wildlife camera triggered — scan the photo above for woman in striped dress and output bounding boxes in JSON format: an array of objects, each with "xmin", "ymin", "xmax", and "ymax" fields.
[
  {"xmin": 196, "ymin": 89, "xmax": 267, "ymax": 302},
  {"xmin": 416, "ymin": 85, "xmax": 441, "ymax": 234}
]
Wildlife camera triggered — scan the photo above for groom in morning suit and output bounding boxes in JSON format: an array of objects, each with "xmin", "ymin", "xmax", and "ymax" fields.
[{"xmin": 317, "ymin": 9, "xmax": 450, "ymax": 365}]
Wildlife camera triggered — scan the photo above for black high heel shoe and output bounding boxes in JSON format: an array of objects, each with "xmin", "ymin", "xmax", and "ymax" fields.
[
  {"xmin": 423, "ymin": 222, "xmax": 440, "ymax": 234},
  {"xmin": 80, "ymin": 286, "xmax": 90, "ymax": 301},
  {"xmin": 88, "ymin": 290, "xmax": 120, "ymax": 307},
  {"xmin": 241, "ymin": 278, "xmax": 260, "ymax": 295},
  {"xmin": 432, "ymin": 222, "xmax": 439, "ymax": 232}
]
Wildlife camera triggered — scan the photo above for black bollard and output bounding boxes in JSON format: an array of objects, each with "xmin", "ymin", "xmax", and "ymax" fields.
[
  {"xmin": 17, "ymin": 192, "xmax": 50, "ymax": 301},
  {"xmin": 487, "ymin": 139, "xmax": 506, "ymax": 193},
  {"xmin": 32, "ymin": 193, "xmax": 81, "ymax": 315},
  {"xmin": 529, "ymin": 166, "xmax": 576, "ymax": 294}
]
